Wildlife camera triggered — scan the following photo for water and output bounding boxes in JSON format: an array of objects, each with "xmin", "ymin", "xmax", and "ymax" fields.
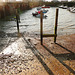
[{"xmin": 0, "ymin": 7, "xmax": 75, "ymax": 35}]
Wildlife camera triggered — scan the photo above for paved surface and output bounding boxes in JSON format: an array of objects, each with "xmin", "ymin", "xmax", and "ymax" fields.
[
  {"xmin": 0, "ymin": 35, "xmax": 49, "ymax": 75},
  {"xmin": 0, "ymin": 33, "xmax": 75, "ymax": 75},
  {"xmin": 0, "ymin": 32, "xmax": 18, "ymax": 53},
  {"xmin": 31, "ymin": 34, "xmax": 75, "ymax": 75}
]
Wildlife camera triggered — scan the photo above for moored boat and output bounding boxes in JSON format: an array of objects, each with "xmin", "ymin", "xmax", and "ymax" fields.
[
  {"xmin": 38, "ymin": 10, "xmax": 48, "ymax": 14},
  {"xmin": 70, "ymin": 7, "xmax": 75, "ymax": 13},
  {"xmin": 42, "ymin": 6, "xmax": 50, "ymax": 8},
  {"xmin": 59, "ymin": 5, "xmax": 64, "ymax": 8},
  {"xmin": 67, "ymin": 7, "xmax": 75, "ymax": 13},
  {"xmin": 35, "ymin": 14, "xmax": 47, "ymax": 18},
  {"xmin": 42, "ymin": 9, "xmax": 48, "ymax": 13},
  {"xmin": 32, "ymin": 6, "xmax": 49, "ymax": 18},
  {"xmin": 32, "ymin": 9, "xmax": 48, "ymax": 17},
  {"xmin": 62, "ymin": 6, "xmax": 68, "ymax": 9},
  {"xmin": 37, "ymin": 7, "xmax": 42, "ymax": 10},
  {"xmin": 32, "ymin": 12, "xmax": 38, "ymax": 16},
  {"xmin": 59, "ymin": 5, "xmax": 68, "ymax": 9},
  {"xmin": 37, "ymin": 5, "xmax": 50, "ymax": 11}
]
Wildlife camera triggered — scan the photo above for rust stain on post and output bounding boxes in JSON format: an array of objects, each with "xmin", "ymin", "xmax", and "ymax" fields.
[{"xmin": 54, "ymin": 8, "xmax": 59, "ymax": 43}]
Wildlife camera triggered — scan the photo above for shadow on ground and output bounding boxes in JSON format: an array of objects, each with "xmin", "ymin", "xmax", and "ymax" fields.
[
  {"xmin": 23, "ymin": 36, "xmax": 54, "ymax": 75},
  {"xmin": 42, "ymin": 43, "xmax": 75, "ymax": 74}
]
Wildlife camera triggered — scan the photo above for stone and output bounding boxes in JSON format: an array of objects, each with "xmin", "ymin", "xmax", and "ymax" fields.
[
  {"xmin": 9, "ymin": 58, "xmax": 17, "ymax": 63},
  {"xmin": 17, "ymin": 67, "xmax": 22, "ymax": 73},
  {"xmin": 28, "ymin": 39, "xmax": 31, "ymax": 42},
  {"xmin": 0, "ymin": 54, "xmax": 4, "ymax": 59},
  {"xmin": 10, "ymin": 70, "xmax": 14, "ymax": 74}
]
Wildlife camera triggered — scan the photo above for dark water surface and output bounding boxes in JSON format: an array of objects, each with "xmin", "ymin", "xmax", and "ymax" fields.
[{"xmin": 0, "ymin": 7, "xmax": 75, "ymax": 35}]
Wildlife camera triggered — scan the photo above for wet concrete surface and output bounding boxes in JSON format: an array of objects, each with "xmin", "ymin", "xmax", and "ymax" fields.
[
  {"xmin": 0, "ymin": 33, "xmax": 75, "ymax": 75},
  {"xmin": 0, "ymin": 32, "xmax": 19, "ymax": 53},
  {"xmin": 0, "ymin": 33, "xmax": 49, "ymax": 75}
]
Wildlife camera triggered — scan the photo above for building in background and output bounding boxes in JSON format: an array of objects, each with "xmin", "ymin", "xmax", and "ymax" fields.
[
  {"xmin": 0, "ymin": 0, "xmax": 3, "ymax": 2},
  {"xmin": 22, "ymin": 0, "xmax": 28, "ymax": 2},
  {"xmin": 45, "ymin": 0, "xmax": 69, "ymax": 2},
  {"xmin": 60, "ymin": 0, "xmax": 68, "ymax": 1},
  {"xmin": 1, "ymin": 0, "xmax": 75, "ymax": 2},
  {"xmin": 11, "ymin": 0, "xmax": 16, "ymax": 2},
  {"xmin": 4, "ymin": 0, "xmax": 17, "ymax": 2},
  {"xmin": 27, "ymin": 0, "xmax": 41, "ymax": 2},
  {"xmin": 52, "ymin": 0, "xmax": 58, "ymax": 2},
  {"xmin": 4, "ymin": 0, "xmax": 8, "ymax": 2},
  {"xmin": 72, "ymin": 0, "xmax": 75, "ymax": 1}
]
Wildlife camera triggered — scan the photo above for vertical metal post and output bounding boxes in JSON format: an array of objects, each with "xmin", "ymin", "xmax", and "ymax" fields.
[
  {"xmin": 16, "ymin": 9, "xmax": 20, "ymax": 37},
  {"xmin": 40, "ymin": 11, "xmax": 43, "ymax": 45},
  {"xmin": 54, "ymin": 8, "xmax": 59, "ymax": 43}
]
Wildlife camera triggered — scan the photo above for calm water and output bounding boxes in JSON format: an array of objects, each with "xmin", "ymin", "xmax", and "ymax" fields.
[{"xmin": 0, "ymin": 7, "xmax": 75, "ymax": 35}]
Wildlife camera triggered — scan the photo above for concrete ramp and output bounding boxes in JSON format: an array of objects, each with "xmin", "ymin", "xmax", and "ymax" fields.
[{"xmin": 0, "ymin": 34, "xmax": 75, "ymax": 75}]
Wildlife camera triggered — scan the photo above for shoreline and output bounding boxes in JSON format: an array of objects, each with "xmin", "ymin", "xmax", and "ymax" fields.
[{"xmin": 0, "ymin": 31, "xmax": 75, "ymax": 52}]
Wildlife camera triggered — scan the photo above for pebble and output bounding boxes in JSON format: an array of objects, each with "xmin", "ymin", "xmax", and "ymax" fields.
[
  {"xmin": 0, "ymin": 51, "xmax": 34, "ymax": 74},
  {"xmin": 0, "ymin": 54, "xmax": 4, "ymax": 59},
  {"xmin": 28, "ymin": 39, "xmax": 31, "ymax": 42},
  {"xmin": 17, "ymin": 67, "xmax": 22, "ymax": 73},
  {"xmin": 0, "ymin": 37, "xmax": 36, "ymax": 74}
]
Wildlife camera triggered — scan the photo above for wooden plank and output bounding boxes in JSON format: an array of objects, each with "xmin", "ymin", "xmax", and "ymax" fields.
[
  {"xmin": 43, "ymin": 34, "xmax": 57, "ymax": 37},
  {"xmin": 54, "ymin": 8, "xmax": 59, "ymax": 43},
  {"xmin": 16, "ymin": 9, "xmax": 20, "ymax": 37},
  {"xmin": 40, "ymin": 11, "xmax": 43, "ymax": 45}
]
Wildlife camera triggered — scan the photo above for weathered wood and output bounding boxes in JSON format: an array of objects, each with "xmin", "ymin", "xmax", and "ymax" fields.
[
  {"xmin": 40, "ymin": 11, "xmax": 43, "ymax": 45},
  {"xmin": 54, "ymin": 8, "xmax": 59, "ymax": 43},
  {"xmin": 16, "ymin": 9, "xmax": 20, "ymax": 37},
  {"xmin": 40, "ymin": 8, "xmax": 58, "ymax": 44},
  {"xmin": 43, "ymin": 34, "xmax": 57, "ymax": 37}
]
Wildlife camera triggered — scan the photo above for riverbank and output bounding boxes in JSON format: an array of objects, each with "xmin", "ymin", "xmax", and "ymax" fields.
[
  {"xmin": 0, "ymin": 1, "xmax": 40, "ymax": 19},
  {"xmin": 0, "ymin": 33, "xmax": 75, "ymax": 75},
  {"xmin": 0, "ymin": 1, "xmax": 75, "ymax": 20}
]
